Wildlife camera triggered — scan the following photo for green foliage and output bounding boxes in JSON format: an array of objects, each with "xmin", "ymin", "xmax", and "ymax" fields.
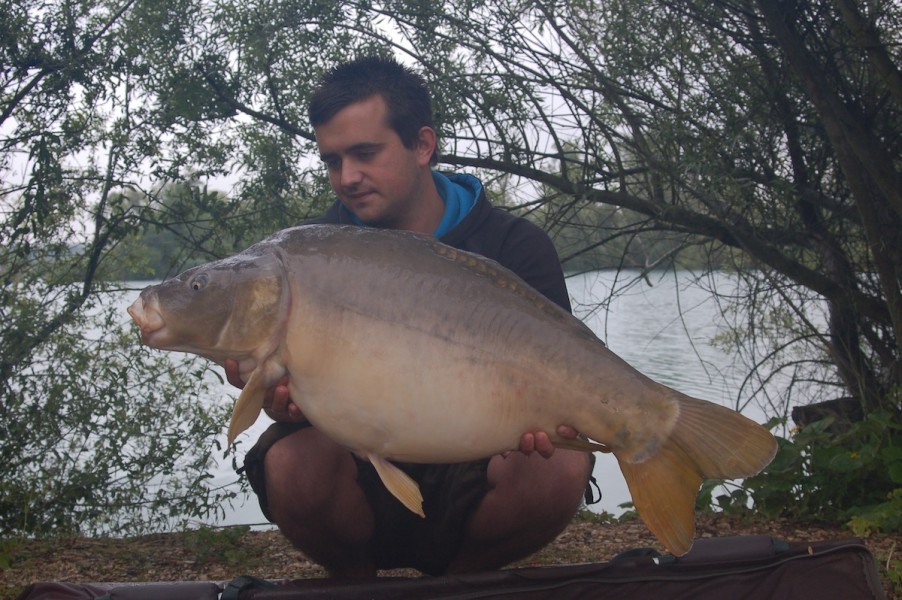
[
  {"xmin": 0, "ymin": 0, "xmax": 328, "ymax": 538},
  {"xmin": 101, "ymin": 181, "xmax": 332, "ymax": 281},
  {"xmin": 696, "ymin": 479, "xmax": 752, "ymax": 516},
  {"xmin": 183, "ymin": 525, "xmax": 252, "ymax": 567},
  {"xmin": 572, "ymin": 506, "xmax": 633, "ymax": 525},
  {"xmin": 0, "ymin": 536, "xmax": 23, "ymax": 570},
  {"xmin": 3, "ymin": 0, "xmax": 902, "ymax": 537},
  {"xmin": 848, "ymin": 489, "xmax": 902, "ymax": 536},
  {"xmin": 719, "ymin": 412, "xmax": 902, "ymax": 533},
  {"xmin": 885, "ymin": 554, "xmax": 902, "ymax": 596},
  {"xmin": 0, "ymin": 288, "xmax": 236, "ymax": 536},
  {"xmin": 101, "ymin": 183, "xmax": 238, "ymax": 281},
  {"xmin": 529, "ymin": 197, "xmax": 734, "ymax": 273}
]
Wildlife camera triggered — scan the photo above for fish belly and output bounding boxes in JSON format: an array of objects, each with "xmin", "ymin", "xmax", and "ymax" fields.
[{"xmin": 284, "ymin": 307, "xmax": 570, "ymax": 463}]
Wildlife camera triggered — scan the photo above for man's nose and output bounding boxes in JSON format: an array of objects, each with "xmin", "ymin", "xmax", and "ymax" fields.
[{"xmin": 340, "ymin": 160, "xmax": 364, "ymax": 187}]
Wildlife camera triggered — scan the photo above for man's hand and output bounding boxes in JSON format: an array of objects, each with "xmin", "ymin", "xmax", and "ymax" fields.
[
  {"xmin": 507, "ymin": 425, "xmax": 580, "ymax": 459},
  {"xmin": 224, "ymin": 359, "xmax": 306, "ymax": 423}
]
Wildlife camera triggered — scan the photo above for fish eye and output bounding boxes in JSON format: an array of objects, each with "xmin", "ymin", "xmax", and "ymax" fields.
[{"xmin": 189, "ymin": 273, "xmax": 209, "ymax": 291}]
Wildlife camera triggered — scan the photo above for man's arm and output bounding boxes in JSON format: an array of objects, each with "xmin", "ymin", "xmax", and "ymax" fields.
[{"xmin": 496, "ymin": 219, "xmax": 572, "ymax": 312}]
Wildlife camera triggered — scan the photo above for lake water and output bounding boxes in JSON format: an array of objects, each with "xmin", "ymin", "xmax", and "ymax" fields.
[
  {"xmin": 566, "ymin": 270, "xmax": 768, "ymax": 517},
  {"xmin": 145, "ymin": 268, "xmax": 770, "ymax": 528}
]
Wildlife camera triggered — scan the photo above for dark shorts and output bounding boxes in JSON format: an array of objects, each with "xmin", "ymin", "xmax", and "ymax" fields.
[{"xmin": 241, "ymin": 421, "xmax": 492, "ymax": 575}]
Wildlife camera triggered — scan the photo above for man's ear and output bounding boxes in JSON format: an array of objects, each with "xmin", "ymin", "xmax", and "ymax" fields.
[{"xmin": 415, "ymin": 126, "xmax": 437, "ymax": 166}]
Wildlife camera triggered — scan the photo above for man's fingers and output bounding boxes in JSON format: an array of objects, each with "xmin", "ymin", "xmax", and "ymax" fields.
[
  {"xmin": 557, "ymin": 425, "xmax": 579, "ymax": 439},
  {"xmin": 270, "ymin": 386, "xmax": 291, "ymax": 412},
  {"xmin": 264, "ymin": 383, "xmax": 306, "ymax": 423},
  {"xmin": 514, "ymin": 428, "xmax": 581, "ymax": 459},
  {"xmin": 225, "ymin": 362, "xmax": 304, "ymax": 423},
  {"xmin": 224, "ymin": 359, "xmax": 245, "ymax": 389},
  {"xmin": 533, "ymin": 431, "xmax": 556, "ymax": 458}
]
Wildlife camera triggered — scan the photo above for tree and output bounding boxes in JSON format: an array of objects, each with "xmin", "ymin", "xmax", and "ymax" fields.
[
  {"xmin": 182, "ymin": 0, "xmax": 902, "ymax": 527},
  {"xmin": 0, "ymin": 0, "xmax": 250, "ymax": 535},
  {"xmin": 181, "ymin": 0, "xmax": 900, "ymax": 420},
  {"xmin": 3, "ymin": 0, "xmax": 900, "ymax": 533}
]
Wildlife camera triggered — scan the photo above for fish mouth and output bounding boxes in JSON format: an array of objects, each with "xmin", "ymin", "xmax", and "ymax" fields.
[{"xmin": 127, "ymin": 294, "xmax": 166, "ymax": 347}]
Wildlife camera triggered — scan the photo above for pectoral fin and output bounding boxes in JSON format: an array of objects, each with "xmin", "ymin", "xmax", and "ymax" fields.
[
  {"xmin": 227, "ymin": 360, "xmax": 286, "ymax": 445},
  {"xmin": 554, "ymin": 437, "xmax": 613, "ymax": 453},
  {"xmin": 368, "ymin": 454, "xmax": 425, "ymax": 518}
]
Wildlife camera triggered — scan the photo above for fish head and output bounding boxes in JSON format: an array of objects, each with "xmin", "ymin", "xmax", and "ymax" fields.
[{"xmin": 127, "ymin": 252, "xmax": 288, "ymax": 363}]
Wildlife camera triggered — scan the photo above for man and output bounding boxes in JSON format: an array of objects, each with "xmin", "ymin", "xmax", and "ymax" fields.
[{"xmin": 227, "ymin": 55, "xmax": 594, "ymax": 577}]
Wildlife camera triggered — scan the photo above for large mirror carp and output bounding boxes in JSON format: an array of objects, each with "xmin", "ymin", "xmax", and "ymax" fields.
[{"xmin": 128, "ymin": 224, "xmax": 777, "ymax": 556}]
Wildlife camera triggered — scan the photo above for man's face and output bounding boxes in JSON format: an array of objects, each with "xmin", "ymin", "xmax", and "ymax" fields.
[{"xmin": 314, "ymin": 95, "xmax": 432, "ymax": 229}]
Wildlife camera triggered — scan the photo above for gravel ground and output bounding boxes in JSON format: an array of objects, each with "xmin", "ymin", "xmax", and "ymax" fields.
[{"xmin": 2, "ymin": 513, "xmax": 899, "ymax": 598}]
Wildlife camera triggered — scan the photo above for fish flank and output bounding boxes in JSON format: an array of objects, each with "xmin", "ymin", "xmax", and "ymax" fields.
[{"xmin": 430, "ymin": 240, "xmax": 583, "ymax": 330}]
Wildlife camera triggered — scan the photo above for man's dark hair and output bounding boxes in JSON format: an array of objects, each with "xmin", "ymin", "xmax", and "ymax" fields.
[{"xmin": 309, "ymin": 55, "xmax": 439, "ymax": 165}]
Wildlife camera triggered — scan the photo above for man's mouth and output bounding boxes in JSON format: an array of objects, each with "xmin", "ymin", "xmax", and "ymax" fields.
[{"xmin": 346, "ymin": 190, "xmax": 375, "ymax": 202}]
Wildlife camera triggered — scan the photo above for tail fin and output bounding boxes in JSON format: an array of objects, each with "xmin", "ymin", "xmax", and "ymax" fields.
[{"xmin": 618, "ymin": 393, "xmax": 777, "ymax": 556}]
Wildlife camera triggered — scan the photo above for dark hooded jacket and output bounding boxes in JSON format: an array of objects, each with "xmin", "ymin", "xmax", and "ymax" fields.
[{"xmin": 311, "ymin": 177, "xmax": 571, "ymax": 313}]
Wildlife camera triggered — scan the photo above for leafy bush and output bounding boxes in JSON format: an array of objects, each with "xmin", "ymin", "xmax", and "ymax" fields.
[
  {"xmin": 0, "ymin": 285, "xmax": 238, "ymax": 537},
  {"xmin": 184, "ymin": 525, "xmax": 252, "ymax": 567},
  {"xmin": 717, "ymin": 409, "xmax": 902, "ymax": 533}
]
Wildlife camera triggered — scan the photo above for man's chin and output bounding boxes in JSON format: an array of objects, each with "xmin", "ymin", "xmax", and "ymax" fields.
[{"xmin": 347, "ymin": 204, "xmax": 390, "ymax": 228}]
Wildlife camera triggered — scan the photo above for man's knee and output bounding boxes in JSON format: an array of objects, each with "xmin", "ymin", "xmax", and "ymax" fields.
[
  {"xmin": 262, "ymin": 429, "xmax": 357, "ymax": 518},
  {"xmin": 560, "ymin": 450, "xmax": 594, "ymax": 490},
  {"xmin": 486, "ymin": 450, "xmax": 591, "ymax": 521},
  {"xmin": 543, "ymin": 451, "xmax": 593, "ymax": 511},
  {"xmin": 495, "ymin": 449, "xmax": 589, "ymax": 486}
]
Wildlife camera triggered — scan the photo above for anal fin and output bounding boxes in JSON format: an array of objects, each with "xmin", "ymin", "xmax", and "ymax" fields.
[{"xmin": 368, "ymin": 454, "xmax": 425, "ymax": 518}]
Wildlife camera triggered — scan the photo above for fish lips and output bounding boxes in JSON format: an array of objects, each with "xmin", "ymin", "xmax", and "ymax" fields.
[{"xmin": 127, "ymin": 294, "xmax": 166, "ymax": 347}]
